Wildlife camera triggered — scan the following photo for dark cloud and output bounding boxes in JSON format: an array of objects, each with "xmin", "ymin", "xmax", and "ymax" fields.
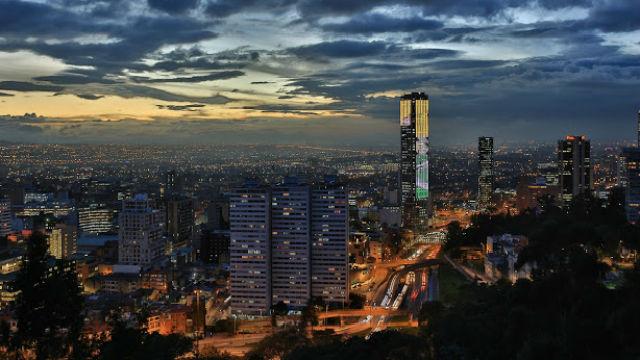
[
  {"xmin": 409, "ymin": 48, "xmax": 461, "ymax": 60},
  {"xmin": 75, "ymin": 94, "xmax": 104, "ymax": 100},
  {"xmin": 295, "ymin": 0, "xmax": 590, "ymax": 19},
  {"xmin": 428, "ymin": 59, "xmax": 510, "ymax": 70},
  {"xmin": 33, "ymin": 74, "xmax": 119, "ymax": 85},
  {"xmin": 0, "ymin": 81, "xmax": 64, "ymax": 92},
  {"xmin": 0, "ymin": 1, "xmax": 218, "ymax": 76},
  {"xmin": 104, "ymin": 84, "xmax": 232, "ymax": 105},
  {"xmin": 322, "ymin": 13, "xmax": 442, "ymax": 34},
  {"xmin": 0, "ymin": 0, "xmax": 109, "ymax": 39},
  {"xmin": 288, "ymin": 40, "xmax": 393, "ymax": 59},
  {"xmin": 587, "ymin": 0, "xmax": 640, "ymax": 32},
  {"xmin": 156, "ymin": 104, "xmax": 206, "ymax": 111},
  {"xmin": 251, "ymin": 81, "xmax": 274, "ymax": 84},
  {"xmin": 204, "ymin": 0, "xmax": 294, "ymax": 18},
  {"xmin": 133, "ymin": 71, "xmax": 245, "ymax": 83},
  {"xmin": 147, "ymin": 0, "xmax": 199, "ymax": 14}
]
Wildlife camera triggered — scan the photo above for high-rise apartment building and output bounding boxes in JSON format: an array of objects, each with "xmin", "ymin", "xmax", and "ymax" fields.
[
  {"xmin": 558, "ymin": 135, "xmax": 592, "ymax": 203},
  {"xmin": 49, "ymin": 221, "xmax": 78, "ymax": 260},
  {"xmin": 271, "ymin": 179, "xmax": 311, "ymax": 308},
  {"xmin": 311, "ymin": 181, "xmax": 349, "ymax": 304},
  {"xmin": 229, "ymin": 178, "xmax": 348, "ymax": 315},
  {"xmin": 0, "ymin": 200, "xmax": 12, "ymax": 237},
  {"xmin": 623, "ymin": 147, "xmax": 640, "ymax": 223},
  {"xmin": 400, "ymin": 92, "xmax": 429, "ymax": 232},
  {"xmin": 229, "ymin": 184, "xmax": 272, "ymax": 315},
  {"xmin": 118, "ymin": 194, "xmax": 165, "ymax": 266},
  {"xmin": 478, "ymin": 137, "xmax": 494, "ymax": 208},
  {"xmin": 78, "ymin": 204, "xmax": 116, "ymax": 234}
]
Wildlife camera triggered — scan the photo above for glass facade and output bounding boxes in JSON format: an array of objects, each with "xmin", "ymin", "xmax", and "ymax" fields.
[
  {"xmin": 400, "ymin": 92, "xmax": 429, "ymax": 231},
  {"xmin": 558, "ymin": 135, "xmax": 591, "ymax": 204}
]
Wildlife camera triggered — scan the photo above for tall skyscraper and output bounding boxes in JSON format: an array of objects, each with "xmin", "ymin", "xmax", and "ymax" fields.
[
  {"xmin": 229, "ymin": 183, "xmax": 272, "ymax": 315},
  {"xmin": 49, "ymin": 221, "xmax": 78, "ymax": 260},
  {"xmin": 400, "ymin": 92, "xmax": 429, "ymax": 232},
  {"xmin": 478, "ymin": 137, "xmax": 494, "ymax": 208},
  {"xmin": 229, "ymin": 178, "xmax": 349, "ymax": 315},
  {"xmin": 623, "ymin": 147, "xmax": 640, "ymax": 223},
  {"xmin": 118, "ymin": 194, "xmax": 165, "ymax": 266},
  {"xmin": 311, "ymin": 180, "xmax": 349, "ymax": 304},
  {"xmin": 637, "ymin": 110, "xmax": 640, "ymax": 146},
  {"xmin": 558, "ymin": 135, "xmax": 592, "ymax": 203}
]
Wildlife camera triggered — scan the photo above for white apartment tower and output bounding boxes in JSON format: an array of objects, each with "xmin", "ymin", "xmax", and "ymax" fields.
[
  {"xmin": 271, "ymin": 180, "xmax": 311, "ymax": 308},
  {"xmin": 311, "ymin": 182, "xmax": 349, "ymax": 304},
  {"xmin": 230, "ymin": 178, "xmax": 348, "ymax": 316},
  {"xmin": 229, "ymin": 184, "xmax": 272, "ymax": 315},
  {"xmin": 118, "ymin": 194, "xmax": 165, "ymax": 266}
]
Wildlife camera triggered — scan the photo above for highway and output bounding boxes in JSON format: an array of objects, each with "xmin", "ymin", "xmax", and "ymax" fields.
[
  {"xmin": 204, "ymin": 243, "xmax": 442, "ymax": 356},
  {"xmin": 364, "ymin": 243, "xmax": 442, "ymax": 336}
]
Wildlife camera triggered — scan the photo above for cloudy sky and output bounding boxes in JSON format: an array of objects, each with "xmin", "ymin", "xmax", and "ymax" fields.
[{"xmin": 0, "ymin": 0, "xmax": 638, "ymax": 147}]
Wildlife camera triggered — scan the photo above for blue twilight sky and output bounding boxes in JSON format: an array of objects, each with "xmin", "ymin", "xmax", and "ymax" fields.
[{"xmin": 0, "ymin": 0, "xmax": 638, "ymax": 147}]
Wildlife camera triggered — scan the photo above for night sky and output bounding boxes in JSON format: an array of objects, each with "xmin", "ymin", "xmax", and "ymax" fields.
[{"xmin": 0, "ymin": 0, "xmax": 638, "ymax": 147}]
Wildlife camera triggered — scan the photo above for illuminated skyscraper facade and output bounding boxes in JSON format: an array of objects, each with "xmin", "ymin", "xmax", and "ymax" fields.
[
  {"xmin": 400, "ymin": 92, "xmax": 429, "ymax": 231},
  {"xmin": 478, "ymin": 137, "xmax": 494, "ymax": 208},
  {"xmin": 558, "ymin": 135, "xmax": 592, "ymax": 203}
]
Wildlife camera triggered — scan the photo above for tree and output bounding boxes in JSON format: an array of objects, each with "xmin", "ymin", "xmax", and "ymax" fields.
[
  {"xmin": 99, "ymin": 316, "xmax": 192, "ymax": 360},
  {"xmin": 271, "ymin": 301, "xmax": 288, "ymax": 327},
  {"xmin": 13, "ymin": 232, "xmax": 84, "ymax": 359},
  {"xmin": 348, "ymin": 293, "xmax": 365, "ymax": 309},
  {"xmin": 245, "ymin": 328, "xmax": 310, "ymax": 360},
  {"xmin": 299, "ymin": 299, "xmax": 321, "ymax": 330},
  {"xmin": 286, "ymin": 330, "xmax": 432, "ymax": 360},
  {"xmin": 213, "ymin": 319, "xmax": 235, "ymax": 335},
  {"xmin": 444, "ymin": 221, "xmax": 464, "ymax": 250}
]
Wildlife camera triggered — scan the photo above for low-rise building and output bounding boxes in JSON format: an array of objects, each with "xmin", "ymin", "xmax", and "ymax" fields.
[
  {"xmin": 484, "ymin": 234, "xmax": 533, "ymax": 283},
  {"xmin": 147, "ymin": 305, "xmax": 191, "ymax": 335}
]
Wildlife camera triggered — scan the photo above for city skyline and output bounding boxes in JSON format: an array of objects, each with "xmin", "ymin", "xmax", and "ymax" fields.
[{"xmin": 0, "ymin": 0, "xmax": 639, "ymax": 146}]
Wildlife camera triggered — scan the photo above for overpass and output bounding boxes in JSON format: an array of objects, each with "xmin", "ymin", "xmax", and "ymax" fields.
[{"xmin": 317, "ymin": 307, "xmax": 412, "ymax": 327}]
